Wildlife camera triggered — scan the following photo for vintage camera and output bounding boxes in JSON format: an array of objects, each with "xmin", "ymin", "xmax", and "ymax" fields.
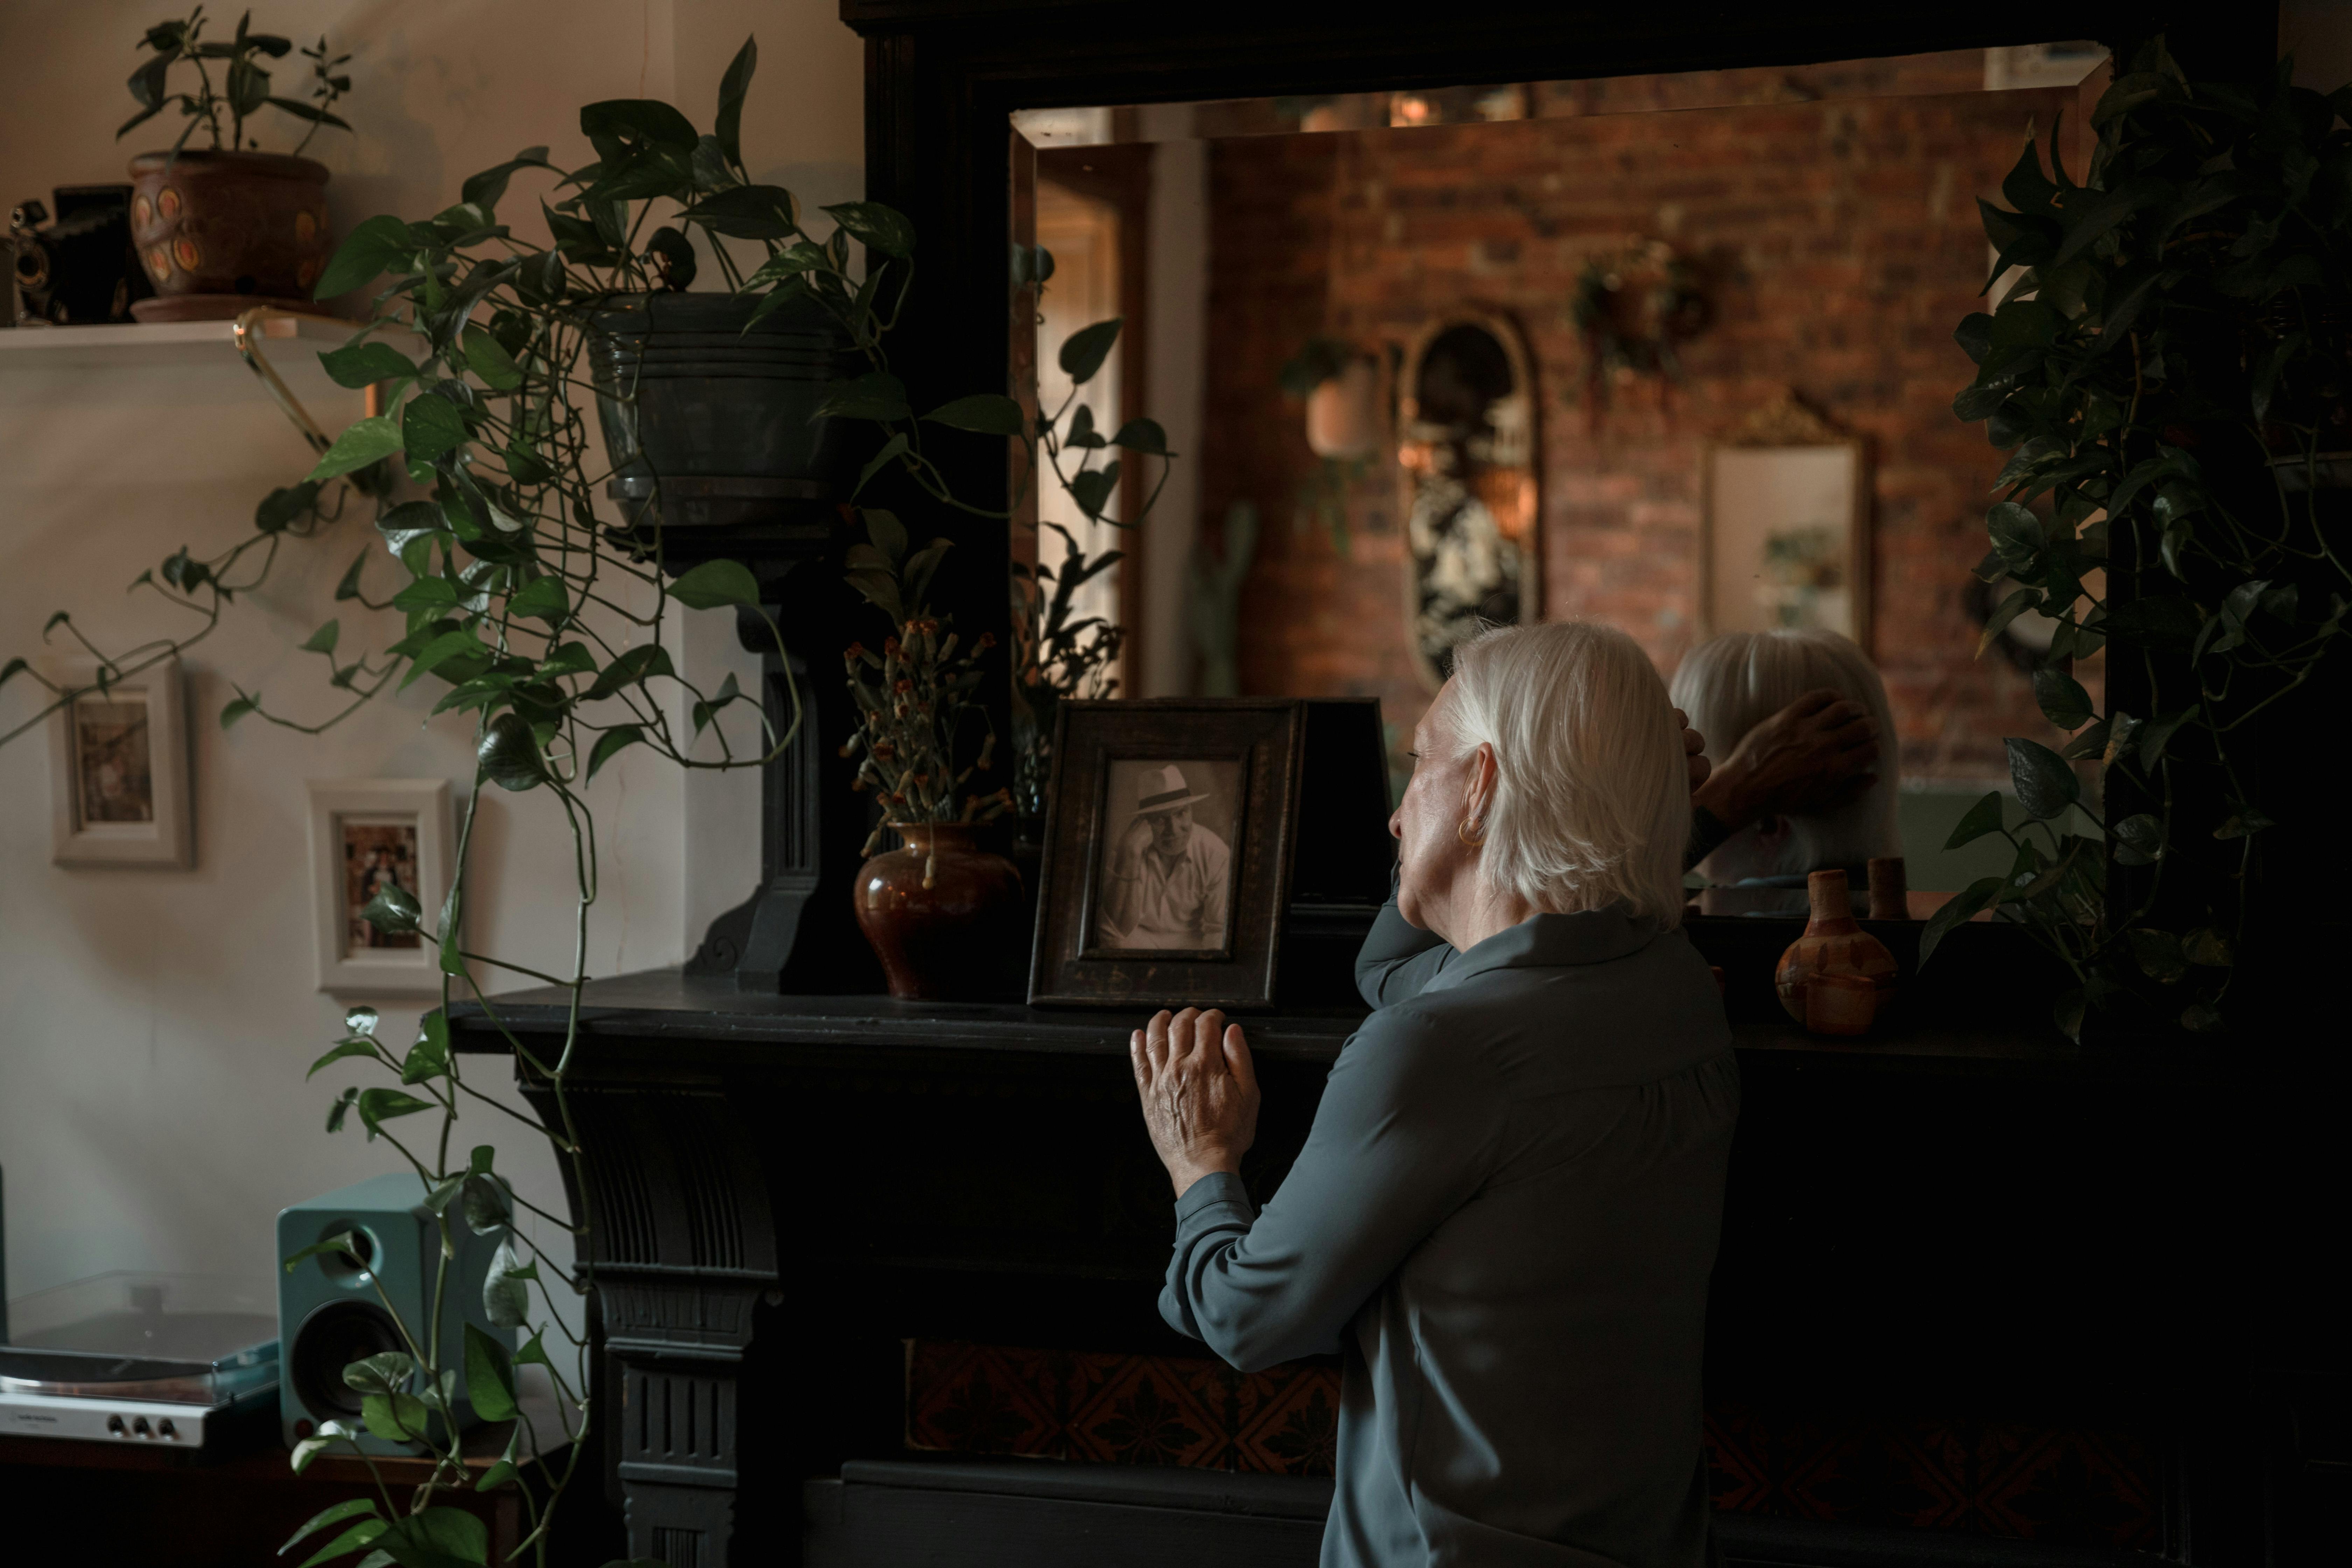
[{"xmin": 9, "ymin": 186, "xmax": 151, "ymax": 326}]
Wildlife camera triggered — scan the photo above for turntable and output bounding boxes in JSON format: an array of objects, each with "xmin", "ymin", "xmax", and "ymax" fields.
[{"xmin": 0, "ymin": 1272, "xmax": 278, "ymax": 1451}]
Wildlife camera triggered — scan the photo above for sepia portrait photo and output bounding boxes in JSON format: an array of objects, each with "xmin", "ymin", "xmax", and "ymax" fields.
[
  {"xmin": 1031, "ymin": 700, "xmax": 1306, "ymax": 1011},
  {"xmin": 70, "ymin": 692, "xmax": 155, "ymax": 826},
  {"xmin": 43, "ymin": 657, "xmax": 192, "ymax": 868},
  {"xmin": 1093, "ymin": 759, "xmax": 1244, "ymax": 954},
  {"xmin": 340, "ymin": 817, "xmax": 422, "ymax": 954}
]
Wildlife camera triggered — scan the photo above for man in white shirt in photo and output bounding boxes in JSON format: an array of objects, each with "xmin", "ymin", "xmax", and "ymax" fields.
[{"xmin": 1098, "ymin": 763, "xmax": 1232, "ymax": 951}]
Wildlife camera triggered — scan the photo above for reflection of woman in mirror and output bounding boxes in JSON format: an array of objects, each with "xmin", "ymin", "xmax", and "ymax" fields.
[{"xmin": 1671, "ymin": 629, "xmax": 1898, "ymax": 911}]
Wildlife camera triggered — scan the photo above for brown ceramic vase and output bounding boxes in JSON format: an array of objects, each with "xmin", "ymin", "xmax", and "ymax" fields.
[
  {"xmin": 1774, "ymin": 869, "xmax": 1899, "ymax": 1036},
  {"xmin": 852, "ymin": 823, "xmax": 1023, "ymax": 1001},
  {"xmin": 126, "ymin": 150, "xmax": 332, "ymax": 321}
]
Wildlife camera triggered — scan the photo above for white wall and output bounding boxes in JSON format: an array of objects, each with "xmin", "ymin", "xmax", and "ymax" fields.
[{"xmin": 0, "ymin": 0, "xmax": 862, "ymax": 1316}]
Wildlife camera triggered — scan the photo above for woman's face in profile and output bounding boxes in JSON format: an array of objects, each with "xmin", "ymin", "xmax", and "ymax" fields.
[{"xmin": 1389, "ymin": 682, "xmax": 1478, "ymax": 935}]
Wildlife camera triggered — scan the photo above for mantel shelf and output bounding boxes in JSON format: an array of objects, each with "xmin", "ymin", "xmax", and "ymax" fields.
[{"xmin": 0, "ymin": 312, "xmax": 358, "ymax": 368}]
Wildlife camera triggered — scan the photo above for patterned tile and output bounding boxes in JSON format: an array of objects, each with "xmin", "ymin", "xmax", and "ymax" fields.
[
  {"xmin": 905, "ymin": 1340, "xmax": 1063, "ymax": 1458},
  {"xmin": 1236, "ymin": 1368, "xmax": 1344, "ymax": 1476},
  {"xmin": 1068, "ymin": 1356, "xmax": 1227, "ymax": 1469}
]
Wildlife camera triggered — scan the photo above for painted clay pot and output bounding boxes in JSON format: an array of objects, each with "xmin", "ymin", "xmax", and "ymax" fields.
[
  {"xmin": 1775, "ymin": 869, "xmax": 1899, "ymax": 1036},
  {"xmin": 852, "ymin": 822, "xmax": 1023, "ymax": 1001},
  {"xmin": 126, "ymin": 150, "xmax": 331, "ymax": 321}
]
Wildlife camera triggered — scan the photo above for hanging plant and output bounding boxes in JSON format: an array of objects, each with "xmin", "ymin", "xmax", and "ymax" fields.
[
  {"xmin": 1929, "ymin": 40, "xmax": 2352, "ymax": 1039},
  {"xmin": 1570, "ymin": 237, "xmax": 1708, "ymax": 427}
]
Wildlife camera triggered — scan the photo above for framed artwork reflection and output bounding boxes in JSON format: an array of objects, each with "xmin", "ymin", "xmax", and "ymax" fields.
[
  {"xmin": 1030, "ymin": 700, "xmax": 1305, "ymax": 1010},
  {"xmin": 1703, "ymin": 395, "xmax": 1870, "ymax": 646},
  {"xmin": 306, "ymin": 778, "xmax": 453, "ymax": 998},
  {"xmin": 42, "ymin": 658, "xmax": 193, "ymax": 868}
]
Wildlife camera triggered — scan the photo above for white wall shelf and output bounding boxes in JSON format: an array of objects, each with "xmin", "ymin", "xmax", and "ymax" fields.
[{"xmin": 0, "ymin": 312, "xmax": 359, "ymax": 369}]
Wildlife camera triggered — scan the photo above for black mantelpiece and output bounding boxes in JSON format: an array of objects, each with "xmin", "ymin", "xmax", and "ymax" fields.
[{"xmin": 451, "ymin": 953, "xmax": 2338, "ymax": 1567}]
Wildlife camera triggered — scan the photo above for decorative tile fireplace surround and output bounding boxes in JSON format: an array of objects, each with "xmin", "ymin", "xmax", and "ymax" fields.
[{"xmin": 901, "ymin": 1340, "xmax": 2165, "ymax": 1552}]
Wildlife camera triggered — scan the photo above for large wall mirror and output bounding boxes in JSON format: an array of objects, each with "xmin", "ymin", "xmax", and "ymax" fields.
[{"xmin": 1006, "ymin": 38, "xmax": 2119, "ymax": 906}]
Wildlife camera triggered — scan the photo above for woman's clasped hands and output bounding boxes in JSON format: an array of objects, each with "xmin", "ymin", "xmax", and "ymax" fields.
[{"xmin": 1130, "ymin": 1007, "xmax": 1261, "ymax": 1199}]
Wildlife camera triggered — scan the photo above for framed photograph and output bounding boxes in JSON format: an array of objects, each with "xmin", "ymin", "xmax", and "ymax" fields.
[
  {"xmin": 306, "ymin": 779, "xmax": 453, "ymax": 998},
  {"xmin": 1030, "ymin": 700, "xmax": 1305, "ymax": 1010},
  {"xmin": 43, "ymin": 658, "xmax": 192, "ymax": 868},
  {"xmin": 1702, "ymin": 395, "xmax": 1870, "ymax": 646}
]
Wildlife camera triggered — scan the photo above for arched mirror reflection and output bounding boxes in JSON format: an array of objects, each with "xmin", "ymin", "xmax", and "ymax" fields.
[{"xmin": 1398, "ymin": 314, "xmax": 1539, "ymax": 686}]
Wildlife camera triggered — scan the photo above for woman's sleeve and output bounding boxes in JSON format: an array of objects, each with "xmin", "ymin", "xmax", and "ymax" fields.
[
  {"xmin": 1353, "ymin": 866, "xmax": 1455, "ymax": 1007},
  {"xmin": 1158, "ymin": 1009, "xmax": 1498, "ymax": 1371}
]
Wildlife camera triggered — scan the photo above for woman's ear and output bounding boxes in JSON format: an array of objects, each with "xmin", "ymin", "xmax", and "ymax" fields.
[{"xmin": 1465, "ymin": 741, "xmax": 1499, "ymax": 831}]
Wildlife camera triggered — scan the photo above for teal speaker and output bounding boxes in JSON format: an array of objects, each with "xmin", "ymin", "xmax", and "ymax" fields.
[{"xmin": 277, "ymin": 1172, "xmax": 514, "ymax": 1454}]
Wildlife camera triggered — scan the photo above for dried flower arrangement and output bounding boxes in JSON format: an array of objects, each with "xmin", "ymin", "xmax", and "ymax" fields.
[{"xmin": 840, "ymin": 508, "xmax": 1009, "ymax": 880}]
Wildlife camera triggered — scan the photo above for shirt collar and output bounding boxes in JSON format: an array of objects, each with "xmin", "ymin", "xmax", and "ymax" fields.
[{"xmin": 1422, "ymin": 903, "xmax": 1664, "ymax": 992}]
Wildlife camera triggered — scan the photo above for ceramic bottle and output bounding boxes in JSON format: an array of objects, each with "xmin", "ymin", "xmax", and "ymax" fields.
[{"xmin": 1775, "ymin": 868, "xmax": 1899, "ymax": 1036}]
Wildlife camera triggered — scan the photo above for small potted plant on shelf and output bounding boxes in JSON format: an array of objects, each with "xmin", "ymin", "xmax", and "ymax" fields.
[
  {"xmin": 841, "ymin": 509, "xmax": 1021, "ymax": 1000},
  {"xmin": 118, "ymin": 6, "xmax": 352, "ymax": 320}
]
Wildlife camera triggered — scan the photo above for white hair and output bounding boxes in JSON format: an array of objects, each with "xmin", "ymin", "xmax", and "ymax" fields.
[
  {"xmin": 1444, "ymin": 620, "xmax": 1690, "ymax": 927},
  {"xmin": 1668, "ymin": 629, "xmax": 1900, "ymax": 880}
]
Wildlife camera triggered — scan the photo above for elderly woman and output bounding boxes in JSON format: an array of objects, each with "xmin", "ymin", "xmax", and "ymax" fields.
[
  {"xmin": 1130, "ymin": 620, "xmax": 1739, "ymax": 1568},
  {"xmin": 1671, "ymin": 629, "xmax": 1898, "ymax": 906}
]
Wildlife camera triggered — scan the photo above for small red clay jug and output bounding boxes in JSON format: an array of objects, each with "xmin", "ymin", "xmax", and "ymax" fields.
[{"xmin": 1775, "ymin": 869, "xmax": 1899, "ymax": 1036}]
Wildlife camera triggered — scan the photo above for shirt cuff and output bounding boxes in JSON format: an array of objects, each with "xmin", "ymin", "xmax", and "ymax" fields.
[
  {"xmin": 1174, "ymin": 1169, "xmax": 1254, "ymax": 1224},
  {"xmin": 1685, "ymin": 805, "xmax": 1733, "ymax": 872}
]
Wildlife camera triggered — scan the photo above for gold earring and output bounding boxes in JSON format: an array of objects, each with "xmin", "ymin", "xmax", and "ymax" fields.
[{"xmin": 1458, "ymin": 818, "xmax": 1485, "ymax": 848}]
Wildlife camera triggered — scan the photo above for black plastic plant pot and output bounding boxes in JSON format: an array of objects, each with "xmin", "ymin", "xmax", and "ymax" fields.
[{"xmin": 587, "ymin": 290, "xmax": 861, "ymax": 537}]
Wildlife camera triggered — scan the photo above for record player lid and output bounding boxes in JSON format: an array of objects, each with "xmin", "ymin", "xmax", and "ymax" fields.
[{"xmin": 1, "ymin": 1271, "xmax": 277, "ymax": 1404}]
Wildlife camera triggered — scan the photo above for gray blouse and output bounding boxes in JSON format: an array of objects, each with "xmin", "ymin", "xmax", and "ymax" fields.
[{"xmin": 1160, "ymin": 897, "xmax": 1740, "ymax": 1568}]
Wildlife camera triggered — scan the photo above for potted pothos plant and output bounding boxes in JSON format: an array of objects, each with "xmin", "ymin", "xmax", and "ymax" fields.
[
  {"xmin": 2, "ymin": 29, "xmax": 1180, "ymax": 1563},
  {"xmin": 119, "ymin": 6, "xmax": 352, "ymax": 317},
  {"xmin": 1928, "ymin": 38, "xmax": 2350, "ymax": 1040}
]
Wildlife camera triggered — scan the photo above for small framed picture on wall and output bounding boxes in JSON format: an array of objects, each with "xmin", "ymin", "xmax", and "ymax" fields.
[
  {"xmin": 1702, "ymin": 395, "xmax": 1870, "ymax": 648},
  {"xmin": 42, "ymin": 658, "xmax": 193, "ymax": 868},
  {"xmin": 1030, "ymin": 700, "xmax": 1305, "ymax": 1010},
  {"xmin": 306, "ymin": 778, "xmax": 453, "ymax": 998}
]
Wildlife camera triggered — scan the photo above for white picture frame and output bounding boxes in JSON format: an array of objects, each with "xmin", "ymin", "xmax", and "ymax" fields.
[
  {"xmin": 1702, "ymin": 396, "xmax": 1870, "ymax": 648},
  {"xmin": 43, "ymin": 658, "xmax": 193, "ymax": 868},
  {"xmin": 306, "ymin": 778, "xmax": 453, "ymax": 999}
]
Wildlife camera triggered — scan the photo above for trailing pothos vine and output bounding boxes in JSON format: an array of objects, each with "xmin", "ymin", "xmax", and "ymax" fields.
[
  {"xmin": 1924, "ymin": 40, "xmax": 2351, "ymax": 1040},
  {"xmin": 1, "ymin": 30, "xmax": 1178, "ymax": 1566}
]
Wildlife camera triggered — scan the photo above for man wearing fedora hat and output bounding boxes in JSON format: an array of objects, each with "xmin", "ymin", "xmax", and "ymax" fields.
[{"xmin": 1100, "ymin": 762, "xmax": 1232, "ymax": 950}]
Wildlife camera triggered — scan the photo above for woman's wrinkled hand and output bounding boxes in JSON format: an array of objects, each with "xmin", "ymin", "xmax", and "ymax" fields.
[{"xmin": 1131, "ymin": 1007, "xmax": 1260, "ymax": 1198}]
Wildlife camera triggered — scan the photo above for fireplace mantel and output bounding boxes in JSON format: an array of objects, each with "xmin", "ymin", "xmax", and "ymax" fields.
[{"xmin": 451, "ymin": 955, "xmax": 2316, "ymax": 1567}]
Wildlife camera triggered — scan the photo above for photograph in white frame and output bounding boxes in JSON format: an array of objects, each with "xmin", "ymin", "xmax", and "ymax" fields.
[
  {"xmin": 43, "ymin": 657, "xmax": 193, "ymax": 868},
  {"xmin": 306, "ymin": 779, "xmax": 453, "ymax": 998}
]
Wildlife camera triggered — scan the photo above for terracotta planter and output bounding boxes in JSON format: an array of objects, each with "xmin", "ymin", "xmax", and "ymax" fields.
[
  {"xmin": 1774, "ymin": 869, "xmax": 1899, "ymax": 1037},
  {"xmin": 852, "ymin": 823, "xmax": 1023, "ymax": 1001},
  {"xmin": 126, "ymin": 150, "xmax": 331, "ymax": 321}
]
